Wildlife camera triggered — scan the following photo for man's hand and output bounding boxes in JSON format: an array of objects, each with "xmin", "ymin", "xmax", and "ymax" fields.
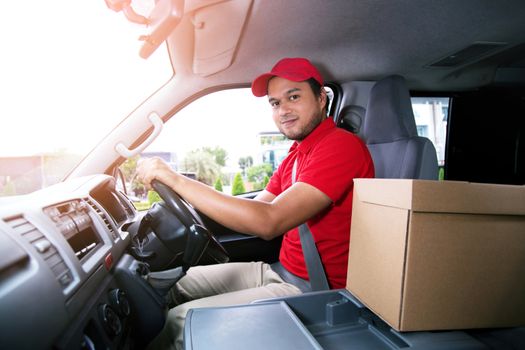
[{"xmin": 135, "ymin": 157, "xmax": 178, "ymax": 191}]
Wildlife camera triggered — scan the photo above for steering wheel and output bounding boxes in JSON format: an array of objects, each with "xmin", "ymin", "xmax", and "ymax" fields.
[{"xmin": 150, "ymin": 179, "xmax": 229, "ymax": 266}]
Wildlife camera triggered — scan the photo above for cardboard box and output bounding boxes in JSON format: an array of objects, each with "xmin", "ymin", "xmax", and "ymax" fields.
[{"xmin": 346, "ymin": 179, "xmax": 525, "ymax": 331}]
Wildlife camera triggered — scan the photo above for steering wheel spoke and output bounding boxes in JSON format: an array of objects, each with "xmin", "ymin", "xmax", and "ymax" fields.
[{"xmin": 150, "ymin": 180, "xmax": 229, "ymax": 267}]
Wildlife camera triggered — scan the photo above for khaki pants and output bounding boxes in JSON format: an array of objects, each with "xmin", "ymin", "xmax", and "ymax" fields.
[{"xmin": 147, "ymin": 261, "xmax": 302, "ymax": 350}]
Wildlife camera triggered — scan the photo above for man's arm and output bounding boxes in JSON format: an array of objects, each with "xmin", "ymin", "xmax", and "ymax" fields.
[
  {"xmin": 254, "ymin": 189, "xmax": 276, "ymax": 202},
  {"xmin": 137, "ymin": 157, "xmax": 331, "ymax": 240}
]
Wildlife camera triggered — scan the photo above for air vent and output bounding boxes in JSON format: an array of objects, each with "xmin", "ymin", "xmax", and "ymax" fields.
[
  {"xmin": 85, "ymin": 199, "xmax": 119, "ymax": 241},
  {"xmin": 5, "ymin": 216, "xmax": 73, "ymax": 289},
  {"xmin": 427, "ymin": 42, "xmax": 507, "ymax": 68},
  {"xmin": 120, "ymin": 194, "xmax": 136, "ymax": 217}
]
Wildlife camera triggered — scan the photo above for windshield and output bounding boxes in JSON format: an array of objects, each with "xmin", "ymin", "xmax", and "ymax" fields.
[{"xmin": 0, "ymin": 1, "xmax": 172, "ymax": 196}]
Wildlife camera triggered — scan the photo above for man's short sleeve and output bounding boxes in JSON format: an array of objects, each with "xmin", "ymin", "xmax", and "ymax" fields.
[
  {"xmin": 265, "ymin": 168, "xmax": 282, "ymax": 196},
  {"xmin": 264, "ymin": 146, "xmax": 297, "ymax": 197},
  {"xmin": 297, "ymin": 131, "xmax": 373, "ymax": 203}
]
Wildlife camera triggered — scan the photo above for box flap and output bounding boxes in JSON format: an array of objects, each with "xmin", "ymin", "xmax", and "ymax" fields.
[{"xmin": 353, "ymin": 179, "xmax": 525, "ymax": 215}]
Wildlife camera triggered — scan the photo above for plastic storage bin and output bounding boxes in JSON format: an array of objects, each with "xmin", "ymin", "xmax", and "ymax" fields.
[{"xmin": 184, "ymin": 289, "xmax": 525, "ymax": 349}]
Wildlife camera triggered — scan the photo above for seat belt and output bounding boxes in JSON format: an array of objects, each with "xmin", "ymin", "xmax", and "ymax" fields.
[{"xmin": 292, "ymin": 159, "xmax": 330, "ymax": 291}]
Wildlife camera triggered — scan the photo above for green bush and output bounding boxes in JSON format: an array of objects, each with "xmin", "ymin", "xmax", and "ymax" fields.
[
  {"xmin": 214, "ymin": 177, "xmax": 223, "ymax": 192},
  {"xmin": 133, "ymin": 201, "xmax": 151, "ymax": 211},
  {"xmin": 231, "ymin": 173, "xmax": 246, "ymax": 195},
  {"xmin": 147, "ymin": 190, "xmax": 162, "ymax": 205},
  {"xmin": 262, "ymin": 175, "xmax": 270, "ymax": 188},
  {"xmin": 438, "ymin": 167, "xmax": 445, "ymax": 181}
]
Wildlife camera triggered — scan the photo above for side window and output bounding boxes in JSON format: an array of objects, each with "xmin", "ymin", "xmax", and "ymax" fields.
[
  {"xmin": 120, "ymin": 88, "xmax": 276, "ymax": 208},
  {"xmin": 411, "ymin": 97, "xmax": 449, "ymax": 179},
  {"xmin": 121, "ymin": 87, "xmax": 335, "ymax": 208}
]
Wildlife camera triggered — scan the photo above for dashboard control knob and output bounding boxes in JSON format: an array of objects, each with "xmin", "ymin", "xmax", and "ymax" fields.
[
  {"xmin": 109, "ymin": 289, "xmax": 131, "ymax": 317},
  {"xmin": 98, "ymin": 304, "xmax": 122, "ymax": 337},
  {"xmin": 136, "ymin": 262, "xmax": 150, "ymax": 276}
]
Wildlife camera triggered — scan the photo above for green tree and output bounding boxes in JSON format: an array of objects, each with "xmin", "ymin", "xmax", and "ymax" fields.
[
  {"xmin": 247, "ymin": 164, "xmax": 273, "ymax": 183},
  {"xmin": 231, "ymin": 172, "xmax": 246, "ymax": 195},
  {"xmin": 214, "ymin": 177, "xmax": 223, "ymax": 192},
  {"xmin": 203, "ymin": 146, "xmax": 228, "ymax": 167},
  {"xmin": 120, "ymin": 155, "xmax": 140, "ymax": 179},
  {"xmin": 238, "ymin": 156, "xmax": 253, "ymax": 176},
  {"xmin": 183, "ymin": 149, "xmax": 221, "ymax": 185},
  {"xmin": 246, "ymin": 164, "xmax": 273, "ymax": 190},
  {"xmin": 119, "ymin": 155, "xmax": 146, "ymax": 197}
]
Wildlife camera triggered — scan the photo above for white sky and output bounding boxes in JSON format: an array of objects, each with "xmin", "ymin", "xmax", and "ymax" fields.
[
  {"xmin": 0, "ymin": 0, "xmax": 281, "ymax": 168},
  {"xmin": 146, "ymin": 88, "xmax": 280, "ymax": 168},
  {"xmin": 0, "ymin": 1, "xmax": 171, "ymax": 157}
]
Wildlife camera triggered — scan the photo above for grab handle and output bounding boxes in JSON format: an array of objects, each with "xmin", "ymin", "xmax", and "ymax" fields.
[{"xmin": 115, "ymin": 112, "xmax": 163, "ymax": 158}]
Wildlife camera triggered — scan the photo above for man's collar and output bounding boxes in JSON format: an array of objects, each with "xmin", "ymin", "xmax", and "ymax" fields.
[{"xmin": 294, "ymin": 118, "xmax": 336, "ymax": 154}]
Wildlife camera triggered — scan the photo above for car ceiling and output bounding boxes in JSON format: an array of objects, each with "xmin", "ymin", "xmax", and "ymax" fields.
[
  {"xmin": 164, "ymin": 0, "xmax": 525, "ymax": 92},
  {"xmin": 70, "ymin": 0, "xmax": 525, "ymax": 179}
]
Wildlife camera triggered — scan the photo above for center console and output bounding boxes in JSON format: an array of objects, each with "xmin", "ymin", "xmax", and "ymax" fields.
[{"xmin": 184, "ymin": 289, "xmax": 525, "ymax": 350}]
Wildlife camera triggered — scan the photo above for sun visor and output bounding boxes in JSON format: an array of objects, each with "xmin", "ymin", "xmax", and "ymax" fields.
[
  {"xmin": 139, "ymin": 0, "xmax": 185, "ymax": 59},
  {"xmin": 190, "ymin": 0, "xmax": 253, "ymax": 76}
]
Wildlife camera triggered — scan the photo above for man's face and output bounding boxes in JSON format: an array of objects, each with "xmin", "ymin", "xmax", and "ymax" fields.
[{"xmin": 267, "ymin": 77, "xmax": 326, "ymax": 141}]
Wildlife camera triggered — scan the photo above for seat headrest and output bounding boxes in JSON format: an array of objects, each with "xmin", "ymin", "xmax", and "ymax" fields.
[
  {"xmin": 337, "ymin": 105, "xmax": 365, "ymax": 136},
  {"xmin": 363, "ymin": 75, "xmax": 418, "ymax": 144}
]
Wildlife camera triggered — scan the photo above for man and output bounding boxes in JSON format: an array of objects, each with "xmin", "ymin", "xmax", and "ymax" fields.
[{"xmin": 137, "ymin": 57, "xmax": 375, "ymax": 349}]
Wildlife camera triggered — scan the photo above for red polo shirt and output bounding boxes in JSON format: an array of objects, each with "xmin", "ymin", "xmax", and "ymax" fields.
[{"xmin": 266, "ymin": 118, "xmax": 374, "ymax": 288}]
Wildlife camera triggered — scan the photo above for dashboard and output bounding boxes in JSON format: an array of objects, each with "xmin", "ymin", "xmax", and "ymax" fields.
[{"xmin": 0, "ymin": 174, "xmax": 164, "ymax": 349}]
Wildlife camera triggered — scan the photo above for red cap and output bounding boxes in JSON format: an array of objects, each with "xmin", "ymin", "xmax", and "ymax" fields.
[{"xmin": 251, "ymin": 57, "xmax": 324, "ymax": 97}]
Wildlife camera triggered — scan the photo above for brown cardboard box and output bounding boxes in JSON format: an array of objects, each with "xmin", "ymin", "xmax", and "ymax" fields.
[{"xmin": 346, "ymin": 179, "xmax": 525, "ymax": 331}]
